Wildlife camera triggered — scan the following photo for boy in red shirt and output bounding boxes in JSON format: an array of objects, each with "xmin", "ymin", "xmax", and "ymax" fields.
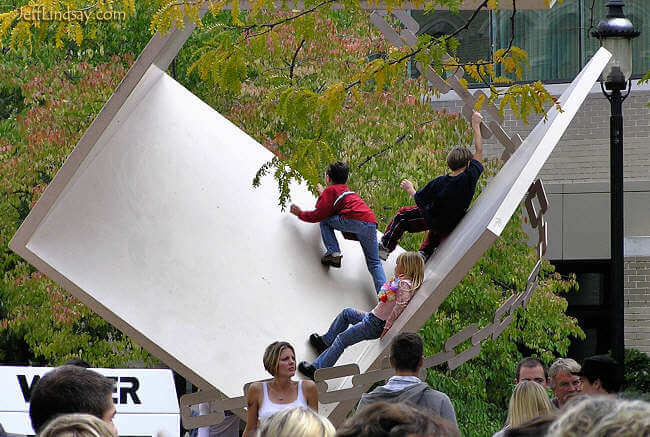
[{"xmin": 290, "ymin": 162, "xmax": 386, "ymax": 292}]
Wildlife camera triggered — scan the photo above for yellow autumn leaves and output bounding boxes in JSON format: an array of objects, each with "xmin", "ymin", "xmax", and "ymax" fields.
[{"xmin": 1, "ymin": 0, "xmax": 136, "ymax": 50}]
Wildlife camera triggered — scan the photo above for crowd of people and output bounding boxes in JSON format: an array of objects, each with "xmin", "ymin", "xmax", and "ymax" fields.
[
  {"xmin": 240, "ymin": 335, "xmax": 650, "ymax": 436},
  {"xmin": 12, "ymin": 338, "xmax": 650, "ymax": 437}
]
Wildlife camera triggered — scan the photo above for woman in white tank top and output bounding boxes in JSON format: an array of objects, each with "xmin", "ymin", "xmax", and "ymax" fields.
[{"xmin": 243, "ymin": 341, "xmax": 318, "ymax": 436}]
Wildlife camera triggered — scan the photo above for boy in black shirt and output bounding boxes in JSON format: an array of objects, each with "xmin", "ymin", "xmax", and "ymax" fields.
[{"xmin": 379, "ymin": 111, "xmax": 484, "ymax": 261}]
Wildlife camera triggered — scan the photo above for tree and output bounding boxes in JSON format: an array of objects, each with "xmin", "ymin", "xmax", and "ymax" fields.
[
  {"xmin": 0, "ymin": 54, "xmax": 155, "ymax": 367},
  {"xmin": 0, "ymin": 1, "xmax": 139, "ymax": 51}
]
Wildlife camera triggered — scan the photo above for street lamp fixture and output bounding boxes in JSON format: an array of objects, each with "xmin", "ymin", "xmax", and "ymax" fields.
[
  {"xmin": 592, "ymin": 0, "xmax": 640, "ymax": 91},
  {"xmin": 591, "ymin": 0, "xmax": 639, "ymax": 369}
]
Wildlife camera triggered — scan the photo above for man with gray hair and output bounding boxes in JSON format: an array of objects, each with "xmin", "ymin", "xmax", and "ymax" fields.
[{"xmin": 549, "ymin": 358, "xmax": 583, "ymax": 409}]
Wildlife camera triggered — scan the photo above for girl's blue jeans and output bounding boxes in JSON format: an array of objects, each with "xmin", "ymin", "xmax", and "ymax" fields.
[{"xmin": 312, "ymin": 307, "xmax": 385, "ymax": 369}]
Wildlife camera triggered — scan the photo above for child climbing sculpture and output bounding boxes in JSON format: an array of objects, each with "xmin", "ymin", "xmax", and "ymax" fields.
[
  {"xmin": 290, "ymin": 162, "xmax": 386, "ymax": 293},
  {"xmin": 298, "ymin": 251, "xmax": 424, "ymax": 379},
  {"xmin": 378, "ymin": 111, "xmax": 485, "ymax": 262}
]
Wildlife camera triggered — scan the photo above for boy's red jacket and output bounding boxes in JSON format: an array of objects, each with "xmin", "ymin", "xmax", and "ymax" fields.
[{"xmin": 298, "ymin": 184, "xmax": 377, "ymax": 224}]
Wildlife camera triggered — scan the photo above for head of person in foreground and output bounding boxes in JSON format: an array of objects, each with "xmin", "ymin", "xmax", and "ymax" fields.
[
  {"xmin": 506, "ymin": 380, "xmax": 554, "ymax": 428},
  {"xmin": 337, "ymin": 402, "xmax": 460, "ymax": 437},
  {"xmin": 546, "ymin": 395, "xmax": 650, "ymax": 437},
  {"xmin": 393, "ymin": 251, "xmax": 424, "ymax": 290},
  {"xmin": 573, "ymin": 355, "xmax": 623, "ymax": 396},
  {"xmin": 389, "ymin": 332, "xmax": 424, "ymax": 374},
  {"xmin": 257, "ymin": 407, "xmax": 334, "ymax": 437},
  {"xmin": 29, "ymin": 365, "xmax": 116, "ymax": 434},
  {"xmin": 514, "ymin": 357, "xmax": 549, "ymax": 388},
  {"xmin": 549, "ymin": 358, "xmax": 582, "ymax": 408},
  {"xmin": 38, "ymin": 414, "xmax": 117, "ymax": 437},
  {"xmin": 263, "ymin": 341, "xmax": 296, "ymax": 379}
]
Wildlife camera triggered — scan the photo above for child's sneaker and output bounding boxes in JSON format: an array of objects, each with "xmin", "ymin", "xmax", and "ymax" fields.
[
  {"xmin": 321, "ymin": 253, "xmax": 342, "ymax": 268},
  {"xmin": 378, "ymin": 242, "xmax": 390, "ymax": 261},
  {"xmin": 309, "ymin": 333, "xmax": 328, "ymax": 354},
  {"xmin": 299, "ymin": 361, "xmax": 316, "ymax": 380}
]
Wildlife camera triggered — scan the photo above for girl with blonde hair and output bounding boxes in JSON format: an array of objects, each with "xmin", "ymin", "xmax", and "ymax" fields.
[
  {"xmin": 299, "ymin": 252, "xmax": 424, "ymax": 379},
  {"xmin": 37, "ymin": 414, "xmax": 116, "ymax": 437},
  {"xmin": 243, "ymin": 342, "xmax": 318, "ymax": 437},
  {"xmin": 257, "ymin": 407, "xmax": 335, "ymax": 437},
  {"xmin": 493, "ymin": 381, "xmax": 555, "ymax": 436}
]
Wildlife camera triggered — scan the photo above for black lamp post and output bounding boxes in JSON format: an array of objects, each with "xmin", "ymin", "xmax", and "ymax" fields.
[{"xmin": 592, "ymin": 0, "xmax": 639, "ymax": 369}]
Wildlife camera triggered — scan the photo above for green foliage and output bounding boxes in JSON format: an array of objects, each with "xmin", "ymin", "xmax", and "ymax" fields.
[
  {"xmin": 639, "ymin": 70, "xmax": 650, "ymax": 107},
  {"xmin": 623, "ymin": 348, "xmax": 650, "ymax": 397},
  {"xmin": 639, "ymin": 70, "xmax": 650, "ymax": 84},
  {"xmin": 1, "ymin": 1, "xmax": 158, "ymax": 72},
  {"xmin": 0, "ymin": 0, "xmax": 142, "ymax": 52},
  {"xmin": 0, "ymin": 55, "xmax": 155, "ymax": 367},
  {"xmin": 1, "ymin": 264, "xmax": 154, "ymax": 366},
  {"xmin": 463, "ymin": 49, "xmax": 560, "ymax": 123},
  {"xmin": 0, "ymin": 83, "xmax": 24, "ymax": 120}
]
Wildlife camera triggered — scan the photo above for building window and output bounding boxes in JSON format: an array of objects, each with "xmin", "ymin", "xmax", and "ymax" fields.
[
  {"xmin": 412, "ymin": 0, "xmax": 648, "ymax": 85},
  {"xmin": 493, "ymin": 2, "xmax": 580, "ymax": 82},
  {"xmin": 410, "ymin": 10, "xmax": 491, "ymax": 81}
]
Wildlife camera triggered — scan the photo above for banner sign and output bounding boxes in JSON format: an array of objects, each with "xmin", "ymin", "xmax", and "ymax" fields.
[{"xmin": 0, "ymin": 366, "xmax": 179, "ymax": 437}]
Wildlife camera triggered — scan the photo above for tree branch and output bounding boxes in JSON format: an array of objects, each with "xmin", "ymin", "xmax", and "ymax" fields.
[
  {"xmin": 240, "ymin": 0, "xmax": 336, "ymax": 40},
  {"xmin": 586, "ymin": 0, "xmax": 597, "ymax": 39},
  {"xmin": 344, "ymin": 0, "xmax": 492, "ymax": 91},
  {"xmin": 446, "ymin": 0, "xmax": 489, "ymax": 41},
  {"xmin": 289, "ymin": 38, "xmax": 305, "ymax": 81},
  {"xmin": 158, "ymin": 0, "xmax": 206, "ymax": 13},
  {"xmin": 505, "ymin": 0, "xmax": 517, "ymax": 57},
  {"xmin": 357, "ymin": 118, "xmax": 436, "ymax": 169}
]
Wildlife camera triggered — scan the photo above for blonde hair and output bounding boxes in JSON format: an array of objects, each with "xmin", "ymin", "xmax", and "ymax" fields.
[
  {"xmin": 549, "ymin": 358, "xmax": 581, "ymax": 389},
  {"xmin": 586, "ymin": 399, "xmax": 650, "ymax": 437},
  {"xmin": 38, "ymin": 413, "xmax": 116, "ymax": 437},
  {"xmin": 257, "ymin": 407, "xmax": 335, "ymax": 437},
  {"xmin": 263, "ymin": 341, "xmax": 295, "ymax": 376},
  {"xmin": 395, "ymin": 252, "xmax": 424, "ymax": 290},
  {"xmin": 547, "ymin": 396, "xmax": 650, "ymax": 437},
  {"xmin": 506, "ymin": 381, "xmax": 554, "ymax": 428}
]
